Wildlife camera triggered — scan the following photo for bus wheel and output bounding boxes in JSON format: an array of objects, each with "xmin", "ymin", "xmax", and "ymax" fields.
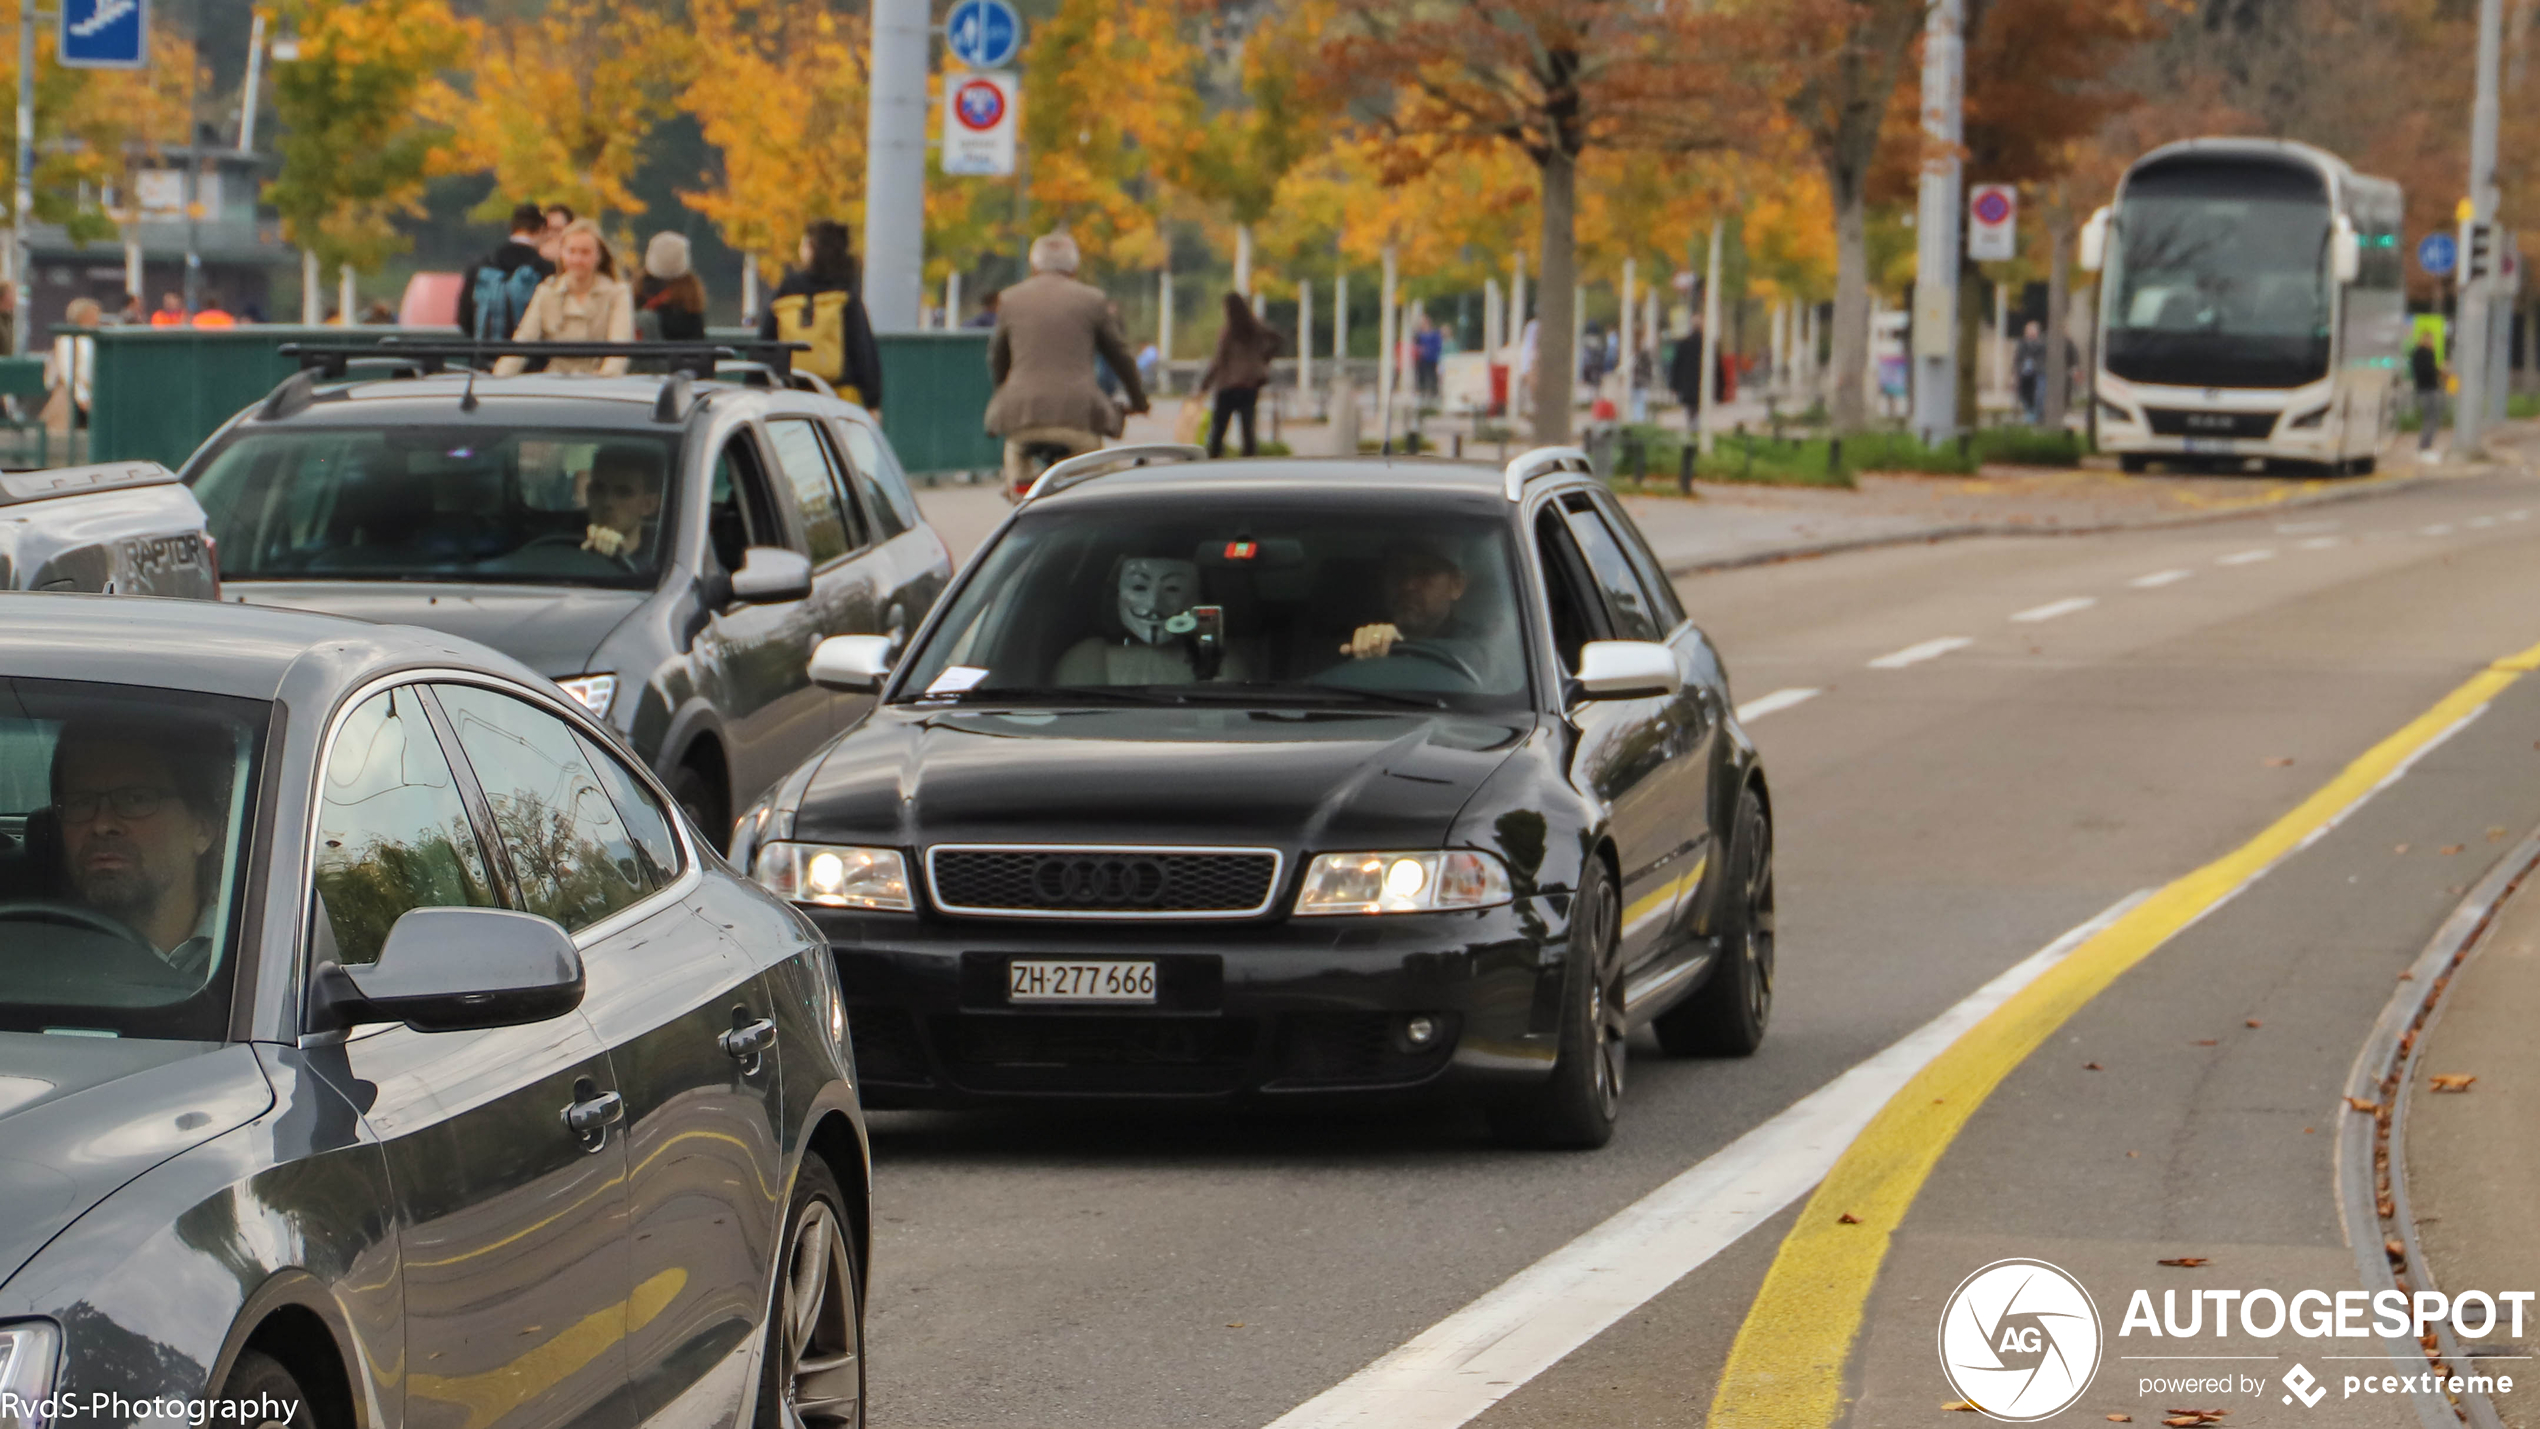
[
  {"xmin": 2119, "ymin": 454, "xmax": 2149, "ymax": 474},
  {"xmin": 2348, "ymin": 455, "xmax": 2378, "ymax": 476}
]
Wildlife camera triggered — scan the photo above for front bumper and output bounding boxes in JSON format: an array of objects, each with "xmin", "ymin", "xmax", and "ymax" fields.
[{"xmin": 811, "ymin": 899, "xmax": 1566, "ymax": 1106}]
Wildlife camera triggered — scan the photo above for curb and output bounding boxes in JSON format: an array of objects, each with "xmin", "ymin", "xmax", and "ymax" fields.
[
  {"xmin": 2336, "ymin": 818, "xmax": 2540, "ymax": 1429},
  {"xmin": 1662, "ymin": 464, "xmax": 2486, "ymax": 578}
]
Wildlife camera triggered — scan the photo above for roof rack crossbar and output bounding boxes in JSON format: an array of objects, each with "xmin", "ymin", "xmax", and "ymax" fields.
[
  {"xmin": 1021, "ymin": 443, "xmax": 1207, "ymax": 503},
  {"xmin": 277, "ymin": 339, "xmax": 810, "ymax": 382},
  {"xmin": 1502, "ymin": 444, "xmax": 1594, "ymax": 500}
]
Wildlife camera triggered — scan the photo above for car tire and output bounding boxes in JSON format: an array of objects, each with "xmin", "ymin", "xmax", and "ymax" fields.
[
  {"xmin": 222, "ymin": 1349, "xmax": 318, "ymax": 1429},
  {"xmin": 1487, "ymin": 859, "xmax": 1624, "ymax": 1150},
  {"xmin": 670, "ymin": 762, "xmax": 729, "ymax": 850},
  {"xmin": 1654, "ymin": 786, "xmax": 1774, "ymax": 1058},
  {"xmin": 755, "ymin": 1158, "xmax": 865, "ymax": 1429}
]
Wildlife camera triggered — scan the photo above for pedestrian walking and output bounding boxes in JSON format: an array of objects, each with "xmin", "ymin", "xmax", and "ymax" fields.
[
  {"xmin": 46, "ymin": 296, "xmax": 99, "ymax": 432},
  {"xmin": 760, "ymin": 219, "xmax": 885, "ymax": 407},
  {"xmin": 494, "ymin": 219, "xmax": 634, "ymax": 376},
  {"xmin": 1198, "ymin": 292, "xmax": 1280, "ymax": 458},
  {"xmin": 2014, "ymin": 320, "xmax": 2045, "ymax": 424},
  {"xmin": 538, "ymin": 204, "xmax": 574, "ymax": 264},
  {"xmin": 635, "ymin": 233, "xmax": 708, "ymax": 343},
  {"xmin": 459, "ymin": 202, "xmax": 554, "ymax": 344},
  {"xmin": 1669, "ymin": 324, "xmax": 1705, "ymax": 419},
  {"xmin": 965, "ymin": 289, "xmax": 1000, "ymax": 329},
  {"xmin": 1413, "ymin": 311, "xmax": 1443, "ymax": 402},
  {"xmin": 2412, "ymin": 329, "xmax": 2446, "ymax": 452}
]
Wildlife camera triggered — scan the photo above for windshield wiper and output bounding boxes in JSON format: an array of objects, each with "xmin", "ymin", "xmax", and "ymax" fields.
[{"xmin": 904, "ymin": 684, "xmax": 1448, "ymax": 710}]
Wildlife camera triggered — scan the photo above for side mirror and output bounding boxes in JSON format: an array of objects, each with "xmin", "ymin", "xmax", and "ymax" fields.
[
  {"xmin": 2078, "ymin": 206, "xmax": 2112, "ymax": 273},
  {"xmin": 809, "ymin": 633, "xmax": 896, "ymax": 692},
  {"xmin": 1574, "ymin": 640, "xmax": 1683, "ymax": 701},
  {"xmin": 2331, "ymin": 217, "xmax": 2361, "ymax": 284},
  {"xmin": 731, "ymin": 546, "xmax": 813, "ymax": 605},
  {"xmin": 316, "ymin": 906, "xmax": 585, "ymax": 1033}
]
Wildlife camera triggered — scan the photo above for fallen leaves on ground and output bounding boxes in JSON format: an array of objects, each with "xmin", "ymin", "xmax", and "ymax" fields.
[
  {"xmin": 2164, "ymin": 1410, "xmax": 2230, "ymax": 1426},
  {"xmin": 2085, "ymin": 1061, "xmax": 2104, "ymax": 1070},
  {"xmin": 2108, "ymin": 1417, "xmax": 2132, "ymax": 1423},
  {"xmin": 2396, "ymin": 843, "xmax": 2412, "ymax": 854},
  {"xmin": 2246, "ymin": 1018, "xmax": 2263, "ymax": 1028},
  {"xmin": 2265, "ymin": 757, "xmax": 2295, "ymax": 767},
  {"xmin": 2430, "ymin": 1073, "xmax": 2477, "ymax": 1092},
  {"xmin": 2441, "ymin": 844, "xmax": 2466, "ymax": 855},
  {"xmin": 2490, "ymin": 826, "xmax": 2511, "ymax": 841},
  {"xmin": 2387, "ymin": 1239, "xmax": 2408, "ymax": 1260},
  {"xmin": 2347, "ymin": 1096, "xmax": 2382, "ymax": 1113},
  {"xmin": 1944, "ymin": 1401, "xmax": 1981, "ymax": 1412},
  {"xmin": 1838, "ymin": 1212, "xmax": 1862, "ymax": 1224},
  {"xmin": 2194, "ymin": 1039, "xmax": 2219, "ymax": 1046},
  {"xmin": 2158, "ymin": 1256, "xmax": 2211, "ymax": 1267}
]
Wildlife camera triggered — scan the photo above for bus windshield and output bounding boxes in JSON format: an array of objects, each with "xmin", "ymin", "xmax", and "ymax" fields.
[{"xmin": 2105, "ymin": 159, "xmax": 2333, "ymax": 389}]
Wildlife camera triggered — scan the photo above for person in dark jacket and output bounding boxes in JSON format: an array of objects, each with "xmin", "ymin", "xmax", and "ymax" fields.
[
  {"xmin": 455, "ymin": 202, "xmax": 553, "ymax": 341},
  {"xmin": 1198, "ymin": 293, "xmax": 1281, "ymax": 458},
  {"xmin": 635, "ymin": 232, "xmax": 708, "ymax": 343},
  {"xmin": 2411, "ymin": 329, "xmax": 2446, "ymax": 452},
  {"xmin": 758, "ymin": 219, "xmax": 884, "ymax": 407},
  {"xmin": 1669, "ymin": 325, "xmax": 1706, "ymax": 417}
]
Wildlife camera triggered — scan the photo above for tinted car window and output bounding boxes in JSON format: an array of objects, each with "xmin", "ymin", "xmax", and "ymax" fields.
[
  {"xmin": 709, "ymin": 436, "xmax": 781, "ymax": 572},
  {"xmin": 573, "ymin": 731, "xmax": 681, "ymax": 884},
  {"xmin": 1588, "ymin": 490, "xmax": 1687, "ymax": 630},
  {"xmin": 0, "ymin": 678, "xmax": 265, "ymax": 1038},
  {"xmin": 435, "ymin": 684, "xmax": 661, "ymax": 932},
  {"xmin": 1558, "ymin": 495, "xmax": 1664, "ymax": 643},
  {"xmin": 895, "ymin": 502, "xmax": 1533, "ymax": 712},
  {"xmin": 767, "ymin": 419, "xmax": 853, "ymax": 564},
  {"xmin": 1534, "ymin": 510, "xmax": 1609, "ymax": 673},
  {"xmin": 191, "ymin": 428, "xmax": 679, "ymax": 587},
  {"xmin": 312, "ymin": 686, "xmax": 498, "ymax": 966},
  {"xmin": 830, "ymin": 418, "xmax": 917, "ymax": 539}
]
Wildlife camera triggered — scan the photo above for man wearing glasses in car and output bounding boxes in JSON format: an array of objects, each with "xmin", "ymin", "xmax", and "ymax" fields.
[{"xmin": 50, "ymin": 723, "xmax": 230, "ymax": 977}]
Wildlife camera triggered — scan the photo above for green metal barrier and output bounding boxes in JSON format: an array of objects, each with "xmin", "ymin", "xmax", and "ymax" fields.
[{"xmin": 83, "ymin": 324, "xmax": 1001, "ymax": 475}]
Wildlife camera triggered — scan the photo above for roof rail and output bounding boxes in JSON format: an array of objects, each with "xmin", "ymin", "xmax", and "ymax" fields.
[
  {"xmin": 1021, "ymin": 443, "xmax": 1206, "ymax": 503},
  {"xmin": 276, "ymin": 339, "xmax": 810, "ymax": 381},
  {"xmin": 652, "ymin": 371, "xmax": 694, "ymax": 424},
  {"xmin": 1502, "ymin": 444, "xmax": 1593, "ymax": 500}
]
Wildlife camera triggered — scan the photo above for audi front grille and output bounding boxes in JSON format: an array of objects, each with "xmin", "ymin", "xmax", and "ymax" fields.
[{"xmin": 925, "ymin": 845, "xmax": 1285, "ymax": 919}]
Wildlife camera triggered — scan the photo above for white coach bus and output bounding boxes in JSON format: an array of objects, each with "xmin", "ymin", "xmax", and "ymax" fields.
[{"xmin": 2081, "ymin": 138, "xmax": 2406, "ymax": 474}]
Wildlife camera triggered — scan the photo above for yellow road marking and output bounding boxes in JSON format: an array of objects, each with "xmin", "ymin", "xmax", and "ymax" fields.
[{"xmin": 1707, "ymin": 636, "xmax": 2540, "ymax": 1429}]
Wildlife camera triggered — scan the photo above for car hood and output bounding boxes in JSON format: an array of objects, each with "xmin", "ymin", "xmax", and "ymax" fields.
[
  {"xmin": 0, "ymin": 1036, "xmax": 274, "ymax": 1290},
  {"xmin": 793, "ymin": 705, "xmax": 1535, "ymax": 851},
  {"xmin": 224, "ymin": 582, "xmax": 646, "ymax": 678}
]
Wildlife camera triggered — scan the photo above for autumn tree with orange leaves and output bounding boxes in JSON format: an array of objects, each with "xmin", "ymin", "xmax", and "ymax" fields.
[
  {"xmin": 679, "ymin": 0, "xmax": 867, "ymax": 275},
  {"xmin": 1316, "ymin": 0, "xmax": 1771, "ymax": 442},
  {"xmin": 442, "ymin": 0, "xmax": 693, "ymax": 227},
  {"xmin": 264, "ymin": 0, "xmax": 470, "ymax": 281}
]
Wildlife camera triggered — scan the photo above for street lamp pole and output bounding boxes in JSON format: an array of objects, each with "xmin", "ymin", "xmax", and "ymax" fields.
[
  {"xmin": 2455, "ymin": 0, "xmax": 2506, "ymax": 453},
  {"xmin": 1909, "ymin": 0, "xmax": 1964, "ymax": 445},
  {"xmin": 861, "ymin": 0, "xmax": 927, "ymax": 334},
  {"xmin": 13, "ymin": 0, "xmax": 33, "ymax": 354}
]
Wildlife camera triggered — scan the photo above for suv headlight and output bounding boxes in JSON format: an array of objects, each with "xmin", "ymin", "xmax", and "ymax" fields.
[
  {"xmin": 0, "ymin": 1322, "xmax": 61, "ymax": 1429},
  {"xmin": 1295, "ymin": 850, "xmax": 1512, "ymax": 915},
  {"xmin": 753, "ymin": 842, "xmax": 914, "ymax": 911},
  {"xmin": 555, "ymin": 674, "xmax": 617, "ymax": 719}
]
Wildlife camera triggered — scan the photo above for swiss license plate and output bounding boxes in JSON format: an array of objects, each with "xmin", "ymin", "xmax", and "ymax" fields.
[
  {"xmin": 1007, "ymin": 959, "xmax": 1158, "ymax": 1004},
  {"xmin": 2182, "ymin": 436, "xmax": 2235, "ymax": 454}
]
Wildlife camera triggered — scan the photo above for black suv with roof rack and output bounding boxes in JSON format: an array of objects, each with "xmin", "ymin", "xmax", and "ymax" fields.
[{"xmin": 180, "ymin": 341, "xmax": 953, "ymax": 837}]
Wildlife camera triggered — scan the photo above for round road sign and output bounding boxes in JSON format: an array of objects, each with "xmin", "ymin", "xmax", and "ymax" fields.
[
  {"xmin": 1971, "ymin": 189, "xmax": 2013, "ymax": 226},
  {"xmin": 947, "ymin": 0, "xmax": 1022, "ymax": 70},
  {"xmin": 953, "ymin": 76, "xmax": 1007, "ymax": 132},
  {"xmin": 2419, "ymin": 231, "xmax": 2458, "ymax": 277}
]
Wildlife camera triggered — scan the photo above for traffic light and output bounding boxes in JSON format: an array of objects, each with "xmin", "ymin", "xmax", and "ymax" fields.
[{"xmin": 2466, "ymin": 222, "xmax": 2496, "ymax": 281}]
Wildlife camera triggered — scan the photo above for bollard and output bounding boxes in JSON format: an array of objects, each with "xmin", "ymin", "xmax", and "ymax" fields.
[
  {"xmin": 1677, "ymin": 444, "xmax": 1694, "ymax": 496},
  {"xmin": 1631, "ymin": 436, "xmax": 1646, "ymax": 485},
  {"xmin": 1828, "ymin": 435, "xmax": 1844, "ymax": 478},
  {"xmin": 1453, "ymin": 432, "xmax": 1464, "ymax": 459}
]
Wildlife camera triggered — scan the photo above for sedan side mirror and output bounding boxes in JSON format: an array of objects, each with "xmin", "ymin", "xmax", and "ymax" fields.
[
  {"xmin": 1574, "ymin": 640, "xmax": 1683, "ymax": 701},
  {"xmin": 731, "ymin": 546, "xmax": 814, "ymax": 605},
  {"xmin": 809, "ymin": 634, "xmax": 896, "ymax": 692},
  {"xmin": 316, "ymin": 906, "xmax": 585, "ymax": 1033}
]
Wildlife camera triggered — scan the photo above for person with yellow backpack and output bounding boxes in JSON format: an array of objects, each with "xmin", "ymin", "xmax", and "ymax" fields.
[{"xmin": 757, "ymin": 220, "xmax": 885, "ymax": 408}]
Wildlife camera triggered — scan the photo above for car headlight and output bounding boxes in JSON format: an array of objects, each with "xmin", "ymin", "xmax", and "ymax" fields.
[
  {"xmin": 1294, "ymin": 850, "xmax": 1513, "ymax": 915},
  {"xmin": 2097, "ymin": 399, "xmax": 2135, "ymax": 426},
  {"xmin": 555, "ymin": 673, "xmax": 617, "ymax": 719},
  {"xmin": 753, "ymin": 842, "xmax": 914, "ymax": 911},
  {"xmin": 2287, "ymin": 404, "xmax": 2331, "ymax": 429},
  {"xmin": 0, "ymin": 1322, "xmax": 61, "ymax": 1429}
]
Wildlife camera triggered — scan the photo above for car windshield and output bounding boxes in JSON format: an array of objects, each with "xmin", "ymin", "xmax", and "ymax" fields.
[
  {"xmin": 190, "ymin": 426, "xmax": 682, "ymax": 587},
  {"xmin": 895, "ymin": 503, "xmax": 1533, "ymax": 713},
  {"xmin": 0, "ymin": 679, "xmax": 267, "ymax": 1040}
]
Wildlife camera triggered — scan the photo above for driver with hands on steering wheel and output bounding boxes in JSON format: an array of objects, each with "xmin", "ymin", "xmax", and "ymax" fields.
[
  {"xmin": 581, "ymin": 444, "xmax": 663, "ymax": 561},
  {"xmin": 51, "ymin": 723, "xmax": 227, "ymax": 978},
  {"xmin": 1342, "ymin": 541, "xmax": 1471, "ymax": 662}
]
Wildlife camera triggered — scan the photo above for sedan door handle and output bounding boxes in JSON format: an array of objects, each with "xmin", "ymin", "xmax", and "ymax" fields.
[
  {"xmin": 721, "ymin": 1017, "xmax": 777, "ymax": 1061},
  {"xmin": 564, "ymin": 1088, "xmax": 625, "ymax": 1135}
]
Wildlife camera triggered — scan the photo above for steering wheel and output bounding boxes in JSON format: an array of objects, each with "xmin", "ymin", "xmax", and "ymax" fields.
[
  {"xmin": 1385, "ymin": 640, "xmax": 1482, "ymax": 684},
  {"xmin": 0, "ymin": 899, "xmax": 150, "ymax": 946},
  {"xmin": 517, "ymin": 531, "xmax": 593, "ymax": 550}
]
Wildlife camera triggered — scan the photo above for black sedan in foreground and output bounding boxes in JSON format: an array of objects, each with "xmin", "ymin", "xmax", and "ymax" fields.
[
  {"xmin": 0, "ymin": 595, "xmax": 868, "ymax": 1429},
  {"xmin": 733, "ymin": 448, "xmax": 1774, "ymax": 1147}
]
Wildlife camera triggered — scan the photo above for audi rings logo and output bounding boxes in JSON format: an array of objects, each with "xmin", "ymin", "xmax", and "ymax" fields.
[
  {"xmin": 1939, "ymin": 1259, "xmax": 2104, "ymax": 1421},
  {"xmin": 1032, "ymin": 855, "xmax": 1169, "ymax": 905}
]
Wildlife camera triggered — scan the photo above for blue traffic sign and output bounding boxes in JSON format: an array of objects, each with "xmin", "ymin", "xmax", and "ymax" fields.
[
  {"xmin": 2419, "ymin": 231, "xmax": 2458, "ymax": 278},
  {"xmin": 947, "ymin": 0, "xmax": 1021, "ymax": 69},
  {"xmin": 60, "ymin": 0, "xmax": 146, "ymax": 69}
]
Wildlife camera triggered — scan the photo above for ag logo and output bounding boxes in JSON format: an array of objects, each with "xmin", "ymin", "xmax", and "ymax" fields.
[{"xmin": 1938, "ymin": 1259, "xmax": 2103, "ymax": 1421}]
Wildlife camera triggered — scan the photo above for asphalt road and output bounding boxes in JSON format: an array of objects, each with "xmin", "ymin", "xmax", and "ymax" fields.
[{"xmin": 867, "ymin": 452, "xmax": 2540, "ymax": 1429}]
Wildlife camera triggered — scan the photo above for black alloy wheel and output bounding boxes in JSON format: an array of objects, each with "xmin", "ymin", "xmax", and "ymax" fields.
[
  {"xmin": 757, "ymin": 1159, "xmax": 865, "ymax": 1429},
  {"xmin": 221, "ymin": 1350, "xmax": 318, "ymax": 1429},
  {"xmin": 670, "ymin": 762, "xmax": 730, "ymax": 852},
  {"xmin": 1488, "ymin": 858, "xmax": 1625, "ymax": 1149},
  {"xmin": 1655, "ymin": 785, "xmax": 1774, "ymax": 1057}
]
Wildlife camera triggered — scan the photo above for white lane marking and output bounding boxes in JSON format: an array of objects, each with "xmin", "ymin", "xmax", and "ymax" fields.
[
  {"xmin": 2217, "ymin": 548, "xmax": 2276, "ymax": 566},
  {"xmin": 2422, "ymin": 523, "xmax": 2456, "ymax": 536},
  {"xmin": 2276, "ymin": 519, "xmax": 2341, "ymax": 534},
  {"xmin": 2510, "ymin": 510, "xmax": 2530, "ymax": 522},
  {"xmin": 2131, "ymin": 568, "xmax": 2194, "ymax": 588},
  {"xmin": 2470, "ymin": 516, "xmax": 2498, "ymax": 529},
  {"xmin": 1262, "ymin": 892, "xmax": 2154, "ymax": 1429},
  {"xmin": 2011, "ymin": 597, "xmax": 2096, "ymax": 624},
  {"xmin": 1867, "ymin": 636, "xmax": 1974, "ymax": 669},
  {"xmin": 2298, "ymin": 536, "xmax": 2345, "ymax": 550},
  {"xmin": 1735, "ymin": 687, "xmax": 1822, "ymax": 722}
]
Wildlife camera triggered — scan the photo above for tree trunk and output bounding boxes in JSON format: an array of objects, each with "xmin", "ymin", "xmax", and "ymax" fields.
[
  {"xmin": 1533, "ymin": 147, "xmax": 1578, "ymax": 445},
  {"xmin": 1828, "ymin": 169, "xmax": 1871, "ymax": 434},
  {"xmin": 2042, "ymin": 216, "xmax": 2072, "ymax": 428}
]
